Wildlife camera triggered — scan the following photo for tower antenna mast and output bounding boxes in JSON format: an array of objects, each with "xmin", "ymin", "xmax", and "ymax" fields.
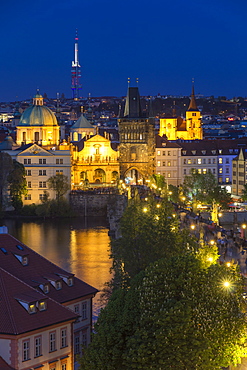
[{"xmin": 71, "ymin": 29, "xmax": 82, "ymax": 100}]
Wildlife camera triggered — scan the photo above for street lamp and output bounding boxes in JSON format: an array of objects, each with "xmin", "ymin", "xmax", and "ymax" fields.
[
  {"xmin": 143, "ymin": 207, "xmax": 148, "ymax": 213},
  {"xmin": 242, "ymin": 223, "xmax": 247, "ymax": 240},
  {"xmin": 190, "ymin": 224, "xmax": 196, "ymax": 235}
]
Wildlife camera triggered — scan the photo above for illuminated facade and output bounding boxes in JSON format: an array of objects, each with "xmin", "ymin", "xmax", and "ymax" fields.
[
  {"xmin": 118, "ymin": 86, "xmax": 155, "ymax": 184},
  {"xmin": 16, "ymin": 92, "xmax": 60, "ymax": 147},
  {"xmin": 72, "ymin": 134, "xmax": 119, "ymax": 187},
  {"xmin": 159, "ymin": 85, "xmax": 202, "ymax": 140}
]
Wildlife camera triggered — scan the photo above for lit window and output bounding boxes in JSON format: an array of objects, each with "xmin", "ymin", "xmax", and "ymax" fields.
[
  {"xmin": 219, "ymin": 149, "xmax": 222, "ymax": 154},
  {"xmin": 157, "ymin": 161, "xmax": 161, "ymax": 167},
  {"xmin": 167, "ymin": 173, "xmax": 171, "ymax": 178},
  {"xmin": 61, "ymin": 328, "xmax": 67, "ymax": 348},
  {"xmin": 219, "ymin": 177, "xmax": 222, "ymax": 183},
  {"xmin": 188, "ymin": 159, "xmax": 192, "ymax": 164},
  {"xmin": 219, "ymin": 158, "xmax": 223, "ymax": 164},
  {"xmin": 29, "ymin": 303, "xmax": 36, "ymax": 314},
  {"xmin": 157, "ymin": 150, "xmax": 161, "ymax": 156},
  {"xmin": 203, "ymin": 169, "xmax": 207, "ymax": 174},
  {"xmin": 35, "ymin": 336, "xmax": 42, "ymax": 357},
  {"xmin": 198, "ymin": 158, "xmax": 202, "ymax": 164},
  {"xmin": 198, "ymin": 169, "xmax": 202, "ymax": 174},
  {"xmin": 219, "ymin": 168, "xmax": 223, "ymax": 174},
  {"xmin": 226, "ymin": 177, "xmax": 230, "ymax": 183},
  {"xmin": 82, "ymin": 302, "xmax": 87, "ymax": 320},
  {"xmin": 39, "ymin": 301, "xmax": 46, "ymax": 311},
  {"xmin": 167, "ymin": 161, "xmax": 171, "ymax": 167},
  {"xmin": 23, "ymin": 340, "xmax": 30, "ymax": 361}
]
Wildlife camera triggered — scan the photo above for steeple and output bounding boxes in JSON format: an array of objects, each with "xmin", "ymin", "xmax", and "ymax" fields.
[
  {"xmin": 123, "ymin": 86, "xmax": 142, "ymax": 118},
  {"xmin": 187, "ymin": 80, "xmax": 199, "ymax": 111}
]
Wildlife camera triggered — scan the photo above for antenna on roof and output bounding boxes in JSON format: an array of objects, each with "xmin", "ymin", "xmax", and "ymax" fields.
[
  {"xmin": 127, "ymin": 77, "xmax": 130, "ymax": 87},
  {"xmin": 136, "ymin": 78, "xmax": 139, "ymax": 86}
]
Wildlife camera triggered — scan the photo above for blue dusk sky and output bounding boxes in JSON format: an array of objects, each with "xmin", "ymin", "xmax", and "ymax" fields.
[{"xmin": 0, "ymin": 0, "xmax": 246, "ymax": 101}]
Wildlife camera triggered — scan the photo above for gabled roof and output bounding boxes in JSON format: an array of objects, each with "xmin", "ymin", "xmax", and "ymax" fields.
[
  {"xmin": 0, "ymin": 267, "xmax": 78, "ymax": 335},
  {"xmin": 71, "ymin": 114, "xmax": 94, "ymax": 129},
  {"xmin": 17, "ymin": 143, "xmax": 52, "ymax": 156},
  {"xmin": 0, "ymin": 234, "xmax": 98, "ymax": 305}
]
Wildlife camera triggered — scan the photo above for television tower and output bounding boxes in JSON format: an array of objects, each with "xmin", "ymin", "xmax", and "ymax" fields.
[{"xmin": 71, "ymin": 30, "xmax": 82, "ymax": 100}]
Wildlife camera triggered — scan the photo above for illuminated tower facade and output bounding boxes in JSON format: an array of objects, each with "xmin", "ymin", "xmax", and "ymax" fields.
[{"xmin": 71, "ymin": 30, "xmax": 82, "ymax": 100}]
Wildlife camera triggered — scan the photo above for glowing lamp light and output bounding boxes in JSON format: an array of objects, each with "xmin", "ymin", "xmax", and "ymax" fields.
[
  {"xmin": 208, "ymin": 257, "xmax": 213, "ymax": 262},
  {"xmin": 143, "ymin": 207, "xmax": 148, "ymax": 213},
  {"xmin": 226, "ymin": 262, "xmax": 231, "ymax": 267},
  {"xmin": 156, "ymin": 204, "xmax": 161, "ymax": 208},
  {"xmin": 223, "ymin": 281, "xmax": 230, "ymax": 288},
  {"xmin": 190, "ymin": 224, "xmax": 195, "ymax": 230},
  {"xmin": 209, "ymin": 240, "xmax": 215, "ymax": 245}
]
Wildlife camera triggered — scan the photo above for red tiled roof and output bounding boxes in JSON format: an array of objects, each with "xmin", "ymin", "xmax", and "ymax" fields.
[
  {"xmin": 0, "ymin": 234, "xmax": 98, "ymax": 305},
  {"xmin": 0, "ymin": 356, "xmax": 15, "ymax": 370},
  {"xmin": 0, "ymin": 268, "xmax": 78, "ymax": 335}
]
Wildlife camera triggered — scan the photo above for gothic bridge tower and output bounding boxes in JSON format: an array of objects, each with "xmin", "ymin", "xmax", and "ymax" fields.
[{"xmin": 118, "ymin": 86, "xmax": 155, "ymax": 184}]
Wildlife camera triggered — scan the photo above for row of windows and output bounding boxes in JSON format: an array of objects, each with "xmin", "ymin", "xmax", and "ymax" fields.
[
  {"xmin": 23, "ymin": 328, "xmax": 67, "ymax": 361},
  {"xmin": 157, "ymin": 150, "xmax": 176, "ymax": 156},
  {"xmin": 26, "ymin": 170, "xmax": 63, "ymax": 176},
  {"xmin": 74, "ymin": 301, "xmax": 88, "ymax": 320},
  {"xmin": 24, "ymin": 159, "xmax": 64, "ymax": 165},
  {"xmin": 27, "ymin": 181, "xmax": 47, "ymax": 188},
  {"xmin": 25, "ymin": 193, "xmax": 49, "ymax": 201},
  {"xmin": 157, "ymin": 161, "xmax": 176, "ymax": 167}
]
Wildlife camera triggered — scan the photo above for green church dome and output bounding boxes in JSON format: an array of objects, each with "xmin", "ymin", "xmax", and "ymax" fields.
[
  {"xmin": 19, "ymin": 105, "xmax": 58, "ymax": 127},
  {"xmin": 18, "ymin": 92, "xmax": 58, "ymax": 127}
]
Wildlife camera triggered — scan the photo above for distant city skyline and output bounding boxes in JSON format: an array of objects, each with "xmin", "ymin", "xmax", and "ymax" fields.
[{"xmin": 1, "ymin": 0, "xmax": 247, "ymax": 102}]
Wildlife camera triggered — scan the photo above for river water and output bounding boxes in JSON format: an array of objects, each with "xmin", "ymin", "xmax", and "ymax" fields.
[{"xmin": 2, "ymin": 217, "xmax": 112, "ymax": 320}]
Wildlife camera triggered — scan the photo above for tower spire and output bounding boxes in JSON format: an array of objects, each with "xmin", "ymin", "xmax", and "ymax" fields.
[
  {"xmin": 71, "ymin": 29, "xmax": 82, "ymax": 100},
  {"xmin": 188, "ymin": 78, "xmax": 199, "ymax": 111}
]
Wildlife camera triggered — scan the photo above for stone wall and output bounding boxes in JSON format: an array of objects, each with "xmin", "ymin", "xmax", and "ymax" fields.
[{"xmin": 69, "ymin": 192, "xmax": 127, "ymax": 220}]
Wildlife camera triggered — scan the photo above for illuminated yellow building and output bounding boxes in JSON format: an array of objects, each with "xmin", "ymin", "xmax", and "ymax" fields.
[
  {"xmin": 159, "ymin": 84, "xmax": 202, "ymax": 140},
  {"xmin": 16, "ymin": 92, "xmax": 60, "ymax": 147},
  {"xmin": 72, "ymin": 134, "xmax": 119, "ymax": 187}
]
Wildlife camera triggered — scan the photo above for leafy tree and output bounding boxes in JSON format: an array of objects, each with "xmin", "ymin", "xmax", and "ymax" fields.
[
  {"xmin": 0, "ymin": 152, "xmax": 13, "ymax": 212},
  {"xmin": 111, "ymin": 197, "xmax": 197, "ymax": 278},
  {"xmin": 47, "ymin": 173, "xmax": 70, "ymax": 201},
  {"xmin": 80, "ymin": 255, "xmax": 247, "ymax": 370},
  {"xmin": 8, "ymin": 160, "xmax": 27, "ymax": 211},
  {"xmin": 182, "ymin": 170, "xmax": 231, "ymax": 214}
]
